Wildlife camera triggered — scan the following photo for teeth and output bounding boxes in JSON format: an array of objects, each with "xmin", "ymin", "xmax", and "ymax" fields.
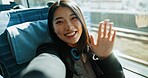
[{"xmin": 66, "ymin": 32, "xmax": 75, "ymax": 36}]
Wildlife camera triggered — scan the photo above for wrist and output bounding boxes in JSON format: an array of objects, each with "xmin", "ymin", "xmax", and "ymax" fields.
[{"xmin": 93, "ymin": 53, "xmax": 112, "ymax": 60}]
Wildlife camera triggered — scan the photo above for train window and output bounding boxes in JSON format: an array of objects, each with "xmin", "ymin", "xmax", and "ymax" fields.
[
  {"xmin": 0, "ymin": 0, "xmax": 14, "ymax": 4},
  {"xmin": 76, "ymin": 0, "xmax": 148, "ymax": 63},
  {"xmin": 25, "ymin": 0, "xmax": 56, "ymax": 8}
]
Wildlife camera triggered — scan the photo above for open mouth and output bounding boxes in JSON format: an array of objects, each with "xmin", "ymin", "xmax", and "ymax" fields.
[{"xmin": 65, "ymin": 31, "xmax": 77, "ymax": 38}]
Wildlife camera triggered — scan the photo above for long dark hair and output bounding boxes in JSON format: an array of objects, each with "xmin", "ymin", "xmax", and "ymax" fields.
[{"xmin": 47, "ymin": 0, "xmax": 91, "ymax": 77}]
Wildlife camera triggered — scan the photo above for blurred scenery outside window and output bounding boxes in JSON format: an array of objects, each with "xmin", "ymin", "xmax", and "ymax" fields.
[{"xmin": 75, "ymin": 0, "xmax": 148, "ymax": 66}]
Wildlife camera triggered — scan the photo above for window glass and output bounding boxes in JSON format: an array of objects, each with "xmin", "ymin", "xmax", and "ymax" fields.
[
  {"xmin": 1, "ymin": 0, "xmax": 14, "ymax": 4},
  {"xmin": 76, "ymin": 0, "xmax": 148, "ymax": 65},
  {"xmin": 27, "ymin": 0, "xmax": 57, "ymax": 8}
]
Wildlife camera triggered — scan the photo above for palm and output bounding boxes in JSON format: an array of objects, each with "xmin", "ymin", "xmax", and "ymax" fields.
[{"xmin": 90, "ymin": 20, "xmax": 116, "ymax": 58}]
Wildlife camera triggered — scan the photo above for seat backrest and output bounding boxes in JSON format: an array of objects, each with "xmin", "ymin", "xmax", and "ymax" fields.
[{"xmin": 0, "ymin": 7, "xmax": 48, "ymax": 78}]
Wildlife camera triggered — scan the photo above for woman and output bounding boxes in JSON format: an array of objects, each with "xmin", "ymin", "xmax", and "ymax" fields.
[{"xmin": 21, "ymin": 0, "xmax": 125, "ymax": 78}]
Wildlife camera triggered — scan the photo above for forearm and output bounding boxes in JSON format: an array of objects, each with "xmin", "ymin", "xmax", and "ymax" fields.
[{"xmin": 20, "ymin": 53, "xmax": 66, "ymax": 78}]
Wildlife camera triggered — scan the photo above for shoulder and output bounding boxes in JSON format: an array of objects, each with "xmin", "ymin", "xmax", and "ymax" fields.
[{"xmin": 36, "ymin": 43, "xmax": 59, "ymax": 57}]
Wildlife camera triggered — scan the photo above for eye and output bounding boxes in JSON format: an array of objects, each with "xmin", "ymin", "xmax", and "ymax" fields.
[
  {"xmin": 55, "ymin": 21, "xmax": 63, "ymax": 24},
  {"xmin": 71, "ymin": 16, "xmax": 78, "ymax": 20}
]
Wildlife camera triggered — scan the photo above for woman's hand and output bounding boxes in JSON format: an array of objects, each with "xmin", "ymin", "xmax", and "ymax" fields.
[{"xmin": 89, "ymin": 19, "xmax": 116, "ymax": 59}]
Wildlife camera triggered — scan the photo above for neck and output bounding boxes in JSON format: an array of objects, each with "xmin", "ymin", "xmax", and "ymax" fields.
[{"xmin": 68, "ymin": 43, "xmax": 77, "ymax": 48}]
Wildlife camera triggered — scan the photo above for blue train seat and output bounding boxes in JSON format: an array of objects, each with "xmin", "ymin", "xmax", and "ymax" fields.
[{"xmin": 0, "ymin": 7, "xmax": 49, "ymax": 78}]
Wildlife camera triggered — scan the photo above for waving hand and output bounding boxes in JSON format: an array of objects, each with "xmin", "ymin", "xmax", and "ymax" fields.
[{"xmin": 90, "ymin": 19, "xmax": 116, "ymax": 59}]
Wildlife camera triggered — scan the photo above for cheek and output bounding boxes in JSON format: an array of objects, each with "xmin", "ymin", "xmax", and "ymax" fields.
[
  {"xmin": 76, "ymin": 21, "xmax": 83, "ymax": 31},
  {"xmin": 53, "ymin": 26, "xmax": 63, "ymax": 35}
]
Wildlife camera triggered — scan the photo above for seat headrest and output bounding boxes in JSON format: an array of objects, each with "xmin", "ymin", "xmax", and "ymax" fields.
[{"xmin": 7, "ymin": 20, "xmax": 52, "ymax": 64}]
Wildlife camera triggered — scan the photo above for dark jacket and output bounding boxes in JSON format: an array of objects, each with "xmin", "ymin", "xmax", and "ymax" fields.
[{"xmin": 37, "ymin": 43, "xmax": 125, "ymax": 78}]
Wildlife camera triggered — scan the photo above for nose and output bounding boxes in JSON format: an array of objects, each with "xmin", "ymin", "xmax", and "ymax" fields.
[{"xmin": 65, "ymin": 21, "xmax": 73, "ymax": 31}]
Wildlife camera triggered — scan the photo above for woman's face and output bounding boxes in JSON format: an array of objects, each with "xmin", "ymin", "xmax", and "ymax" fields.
[{"xmin": 53, "ymin": 6, "xmax": 82, "ymax": 46}]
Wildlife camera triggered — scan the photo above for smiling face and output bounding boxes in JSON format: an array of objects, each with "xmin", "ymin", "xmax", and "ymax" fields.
[{"xmin": 53, "ymin": 6, "xmax": 82, "ymax": 47}]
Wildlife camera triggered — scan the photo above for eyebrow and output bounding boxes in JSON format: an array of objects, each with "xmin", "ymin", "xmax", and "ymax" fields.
[
  {"xmin": 54, "ymin": 13, "xmax": 76, "ymax": 21},
  {"xmin": 54, "ymin": 17, "xmax": 63, "ymax": 21},
  {"xmin": 70, "ymin": 13, "xmax": 76, "ymax": 16}
]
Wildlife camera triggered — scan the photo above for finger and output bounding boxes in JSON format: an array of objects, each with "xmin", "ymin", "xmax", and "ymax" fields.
[
  {"xmin": 98, "ymin": 22, "xmax": 103, "ymax": 40},
  {"xmin": 111, "ymin": 30, "xmax": 116, "ymax": 42},
  {"xmin": 103, "ymin": 21, "xmax": 107, "ymax": 38},
  {"xmin": 103, "ymin": 20, "xmax": 109, "ymax": 38},
  {"xmin": 108, "ymin": 22, "xmax": 113, "ymax": 40},
  {"xmin": 90, "ymin": 35, "xmax": 95, "ymax": 46}
]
